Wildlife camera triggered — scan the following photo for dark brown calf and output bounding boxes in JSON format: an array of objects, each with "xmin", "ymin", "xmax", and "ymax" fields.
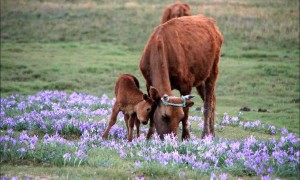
[
  {"xmin": 140, "ymin": 15, "xmax": 223, "ymax": 140},
  {"xmin": 102, "ymin": 74, "xmax": 155, "ymax": 141},
  {"xmin": 161, "ymin": 2, "xmax": 191, "ymax": 24}
]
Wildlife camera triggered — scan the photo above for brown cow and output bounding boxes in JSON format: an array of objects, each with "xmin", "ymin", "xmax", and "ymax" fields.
[
  {"xmin": 161, "ymin": 2, "xmax": 191, "ymax": 24},
  {"xmin": 102, "ymin": 74, "xmax": 156, "ymax": 141},
  {"xmin": 139, "ymin": 15, "xmax": 223, "ymax": 140}
]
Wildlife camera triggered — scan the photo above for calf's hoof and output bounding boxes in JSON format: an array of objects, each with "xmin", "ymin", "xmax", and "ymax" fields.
[{"xmin": 102, "ymin": 133, "xmax": 108, "ymax": 139}]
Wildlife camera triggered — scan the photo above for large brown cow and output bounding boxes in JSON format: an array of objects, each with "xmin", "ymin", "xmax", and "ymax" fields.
[
  {"xmin": 139, "ymin": 15, "xmax": 223, "ymax": 140},
  {"xmin": 161, "ymin": 2, "xmax": 191, "ymax": 24}
]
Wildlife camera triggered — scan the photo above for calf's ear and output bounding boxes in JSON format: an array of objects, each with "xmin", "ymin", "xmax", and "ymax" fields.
[
  {"xmin": 149, "ymin": 86, "xmax": 160, "ymax": 102},
  {"xmin": 143, "ymin": 94, "xmax": 149, "ymax": 101}
]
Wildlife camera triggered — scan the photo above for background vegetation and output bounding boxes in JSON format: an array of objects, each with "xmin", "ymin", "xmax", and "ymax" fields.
[{"xmin": 1, "ymin": 0, "xmax": 299, "ymax": 179}]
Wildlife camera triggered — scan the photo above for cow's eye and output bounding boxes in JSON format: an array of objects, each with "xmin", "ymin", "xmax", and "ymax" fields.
[
  {"xmin": 162, "ymin": 115, "xmax": 169, "ymax": 122},
  {"xmin": 146, "ymin": 108, "xmax": 151, "ymax": 112}
]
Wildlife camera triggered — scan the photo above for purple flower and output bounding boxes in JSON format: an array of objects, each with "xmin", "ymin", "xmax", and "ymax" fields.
[
  {"xmin": 172, "ymin": 151, "xmax": 181, "ymax": 163},
  {"xmin": 29, "ymin": 135, "xmax": 38, "ymax": 150},
  {"xmin": 7, "ymin": 129, "xmax": 14, "ymax": 135},
  {"xmin": 75, "ymin": 150, "xmax": 87, "ymax": 159},
  {"xmin": 134, "ymin": 161, "xmax": 141, "ymax": 167},
  {"xmin": 219, "ymin": 173, "xmax": 228, "ymax": 180},
  {"xmin": 267, "ymin": 167, "xmax": 274, "ymax": 173},
  {"xmin": 261, "ymin": 174, "xmax": 271, "ymax": 180},
  {"xmin": 135, "ymin": 177, "xmax": 145, "ymax": 180},
  {"xmin": 119, "ymin": 150, "xmax": 127, "ymax": 159},
  {"xmin": 230, "ymin": 141, "xmax": 240, "ymax": 152},
  {"xmin": 17, "ymin": 147, "xmax": 26, "ymax": 153},
  {"xmin": 210, "ymin": 172, "xmax": 216, "ymax": 180},
  {"xmin": 19, "ymin": 131, "xmax": 29, "ymax": 143},
  {"xmin": 63, "ymin": 152, "xmax": 72, "ymax": 160},
  {"xmin": 281, "ymin": 128, "xmax": 288, "ymax": 135}
]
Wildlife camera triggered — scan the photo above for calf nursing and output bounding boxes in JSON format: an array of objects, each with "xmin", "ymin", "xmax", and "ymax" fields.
[{"xmin": 102, "ymin": 74, "xmax": 155, "ymax": 141}]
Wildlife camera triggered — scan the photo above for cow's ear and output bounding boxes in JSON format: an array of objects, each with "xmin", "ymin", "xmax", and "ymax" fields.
[
  {"xmin": 186, "ymin": 100, "xmax": 194, "ymax": 108},
  {"xmin": 143, "ymin": 94, "xmax": 149, "ymax": 101},
  {"xmin": 183, "ymin": 3, "xmax": 190, "ymax": 10},
  {"xmin": 182, "ymin": 3, "xmax": 191, "ymax": 16},
  {"xmin": 161, "ymin": 7, "xmax": 171, "ymax": 24},
  {"xmin": 149, "ymin": 86, "xmax": 160, "ymax": 102}
]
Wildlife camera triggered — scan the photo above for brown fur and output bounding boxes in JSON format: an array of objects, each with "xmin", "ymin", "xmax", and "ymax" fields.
[
  {"xmin": 139, "ymin": 15, "xmax": 223, "ymax": 140},
  {"xmin": 161, "ymin": 2, "xmax": 191, "ymax": 24},
  {"xmin": 102, "ymin": 74, "xmax": 155, "ymax": 141}
]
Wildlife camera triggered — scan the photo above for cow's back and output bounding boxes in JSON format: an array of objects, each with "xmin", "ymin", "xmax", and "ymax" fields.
[{"xmin": 140, "ymin": 15, "xmax": 223, "ymax": 91}]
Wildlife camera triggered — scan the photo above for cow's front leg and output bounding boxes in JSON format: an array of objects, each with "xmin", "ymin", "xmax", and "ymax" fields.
[
  {"xmin": 146, "ymin": 117, "xmax": 155, "ymax": 139},
  {"xmin": 181, "ymin": 107, "xmax": 190, "ymax": 141}
]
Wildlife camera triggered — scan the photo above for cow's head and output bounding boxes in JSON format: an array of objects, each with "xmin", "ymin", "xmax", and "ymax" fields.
[
  {"xmin": 149, "ymin": 87, "xmax": 194, "ymax": 138},
  {"xmin": 135, "ymin": 93, "xmax": 155, "ymax": 125},
  {"xmin": 161, "ymin": 2, "xmax": 191, "ymax": 23}
]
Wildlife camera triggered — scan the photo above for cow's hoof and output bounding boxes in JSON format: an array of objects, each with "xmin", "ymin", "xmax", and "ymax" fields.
[{"xmin": 182, "ymin": 130, "xmax": 190, "ymax": 141}]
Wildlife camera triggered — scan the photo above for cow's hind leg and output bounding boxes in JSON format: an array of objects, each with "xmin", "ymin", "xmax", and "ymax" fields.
[
  {"xmin": 102, "ymin": 104, "xmax": 119, "ymax": 138},
  {"xmin": 197, "ymin": 82, "xmax": 206, "ymax": 102},
  {"xmin": 201, "ymin": 72, "xmax": 217, "ymax": 138}
]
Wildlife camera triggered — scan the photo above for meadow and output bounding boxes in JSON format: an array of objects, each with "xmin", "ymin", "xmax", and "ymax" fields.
[{"xmin": 1, "ymin": 0, "xmax": 299, "ymax": 179}]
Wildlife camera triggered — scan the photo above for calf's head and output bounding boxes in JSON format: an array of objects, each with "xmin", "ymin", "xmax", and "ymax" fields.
[
  {"xmin": 135, "ymin": 94, "xmax": 155, "ymax": 125},
  {"xmin": 149, "ymin": 87, "xmax": 194, "ymax": 138}
]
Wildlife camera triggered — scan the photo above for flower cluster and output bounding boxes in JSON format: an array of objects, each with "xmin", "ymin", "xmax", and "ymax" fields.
[
  {"xmin": 0, "ymin": 91, "xmax": 299, "ymax": 178},
  {"xmin": 219, "ymin": 113, "xmax": 282, "ymax": 135}
]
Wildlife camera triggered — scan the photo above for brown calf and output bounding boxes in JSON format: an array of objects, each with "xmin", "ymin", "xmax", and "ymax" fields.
[
  {"xmin": 161, "ymin": 2, "xmax": 191, "ymax": 24},
  {"xmin": 139, "ymin": 15, "xmax": 223, "ymax": 140},
  {"xmin": 102, "ymin": 74, "xmax": 155, "ymax": 141}
]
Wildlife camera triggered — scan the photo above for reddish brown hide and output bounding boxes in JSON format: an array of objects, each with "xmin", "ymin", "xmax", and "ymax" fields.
[
  {"xmin": 139, "ymin": 15, "xmax": 223, "ymax": 140},
  {"xmin": 161, "ymin": 2, "xmax": 191, "ymax": 24},
  {"xmin": 102, "ymin": 74, "xmax": 155, "ymax": 141}
]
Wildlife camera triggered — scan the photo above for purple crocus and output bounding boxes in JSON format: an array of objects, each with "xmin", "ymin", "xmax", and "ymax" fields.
[{"xmin": 75, "ymin": 150, "xmax": 87, "ymax": 159}]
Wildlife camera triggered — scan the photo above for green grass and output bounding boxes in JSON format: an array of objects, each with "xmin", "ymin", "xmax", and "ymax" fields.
[{"xmin": 1, "ymin": 0, "xmax": 299, "ymax": 178}]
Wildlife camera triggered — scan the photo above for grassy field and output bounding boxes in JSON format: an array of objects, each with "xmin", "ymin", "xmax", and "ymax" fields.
[{"xmin": 1, "ymin": 0, "xmax": 299, "ymax": 179}]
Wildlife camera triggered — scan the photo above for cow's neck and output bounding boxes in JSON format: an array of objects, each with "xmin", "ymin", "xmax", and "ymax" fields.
[
  {"xmin": 151, "ymin": 71, "xmax": 173, "ymax": 96},
  {"xmin": 149, "ymin": 36, "xmax": 173, "ymax": 96}
]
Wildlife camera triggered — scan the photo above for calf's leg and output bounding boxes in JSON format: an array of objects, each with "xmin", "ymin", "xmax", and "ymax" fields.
[
  {"xmin": 124, "ymin": 114, "xmax": 130, "ymax": 138},
  {"xmin": 102, "ymin": 104, "xmax": 119, "ymax": 138},
  {"xmin": 127, "ymin": 114, "xmax": 135, "ymax": 141},
  {"xmin": 135, "ymin": 118, "xmax": 140, "ymax": 138}
]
